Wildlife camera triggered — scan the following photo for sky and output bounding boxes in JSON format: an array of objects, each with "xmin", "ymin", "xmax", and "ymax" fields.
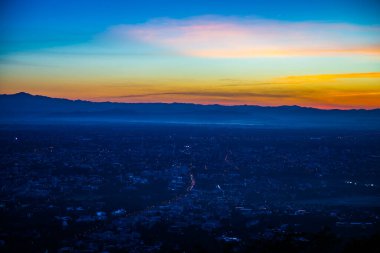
[{"xmin": 0, "ymin": 0, "xmax": 380, "ymax": 109}]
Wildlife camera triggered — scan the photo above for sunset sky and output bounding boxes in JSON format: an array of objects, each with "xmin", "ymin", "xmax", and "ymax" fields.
[{"xmin": 1, "ymin": 0, "xmax": 379, "ymax": 109}]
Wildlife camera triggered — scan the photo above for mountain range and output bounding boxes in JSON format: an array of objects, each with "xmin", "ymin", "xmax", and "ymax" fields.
[{"xmin": 1, "ymin": 92, "xmax": 380, "ymax": 129}]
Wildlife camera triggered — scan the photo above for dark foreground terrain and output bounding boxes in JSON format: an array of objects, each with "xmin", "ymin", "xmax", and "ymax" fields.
[{"xmin": 0, "ymin": 123, "xmax": 379, "ymax": 252}]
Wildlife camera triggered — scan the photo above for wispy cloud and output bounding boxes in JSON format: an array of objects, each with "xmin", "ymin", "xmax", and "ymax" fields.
[
  {"xmin": 106, "ymin": 16, "xmax": 380, "ymax": 58},
  {"xmin": 270, "ymin": 72, "xmax": 380, "ymax": 89},
  {"xmin": 108, "ymin": 91, "xmax": 291, "ymax": 99},
  {"xmin": 279, "ymin": 72, "xmax": 380, "ymax": 82},
  {"xmin": 93, "ymin": 71, "xmax": 380, "ymax": 109}
]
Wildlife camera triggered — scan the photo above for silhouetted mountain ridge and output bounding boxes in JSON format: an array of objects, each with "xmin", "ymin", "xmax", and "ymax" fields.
[{"xmin": 1, "ymin": 92, "xmax": 379, "ymax": 128}]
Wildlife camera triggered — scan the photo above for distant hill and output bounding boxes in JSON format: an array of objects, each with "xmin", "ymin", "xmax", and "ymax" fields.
[{"xmin": 1, "ymin": 92, "xmax": 380, "ymax": 129}]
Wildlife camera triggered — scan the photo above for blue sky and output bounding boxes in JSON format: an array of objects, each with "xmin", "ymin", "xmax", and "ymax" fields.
[
  {"xmin": 2, "ymin": 0, "xmax": 379, "ymax": 52},
  {"xmin": 0, "ymin": 0, "xmax": 379, "ymax": 109}
]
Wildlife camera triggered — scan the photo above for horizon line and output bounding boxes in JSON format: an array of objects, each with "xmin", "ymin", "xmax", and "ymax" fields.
[{"xmin": 2, "ymin": 91, "xmax": 379, "ymax": 111}]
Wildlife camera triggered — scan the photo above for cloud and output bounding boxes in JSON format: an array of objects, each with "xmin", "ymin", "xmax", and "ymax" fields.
[
  {"xmin": 275, "ymin": 72, "xmax": 380, "ymax": 83},
  {"xmin": 106, "ymin": 16, "xmax": 380, "ymax": 58},
  {"xmin": 108, "ymin": 91, "xmax": 291, "ymax": 99},
  {"xmin": 332, "ymin": 92, "xmax": 380, "ymax": 97}
]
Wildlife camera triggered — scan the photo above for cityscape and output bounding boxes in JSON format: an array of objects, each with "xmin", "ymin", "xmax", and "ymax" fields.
[{"xmin": 0, "ymin": 123, "xmax": 379, "ymax": 252}]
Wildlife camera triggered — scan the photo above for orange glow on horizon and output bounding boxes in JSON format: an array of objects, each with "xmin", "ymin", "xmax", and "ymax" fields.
[{"xmin": 1, "ymin": 72, "xmax": 379, "ymax": 110}]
